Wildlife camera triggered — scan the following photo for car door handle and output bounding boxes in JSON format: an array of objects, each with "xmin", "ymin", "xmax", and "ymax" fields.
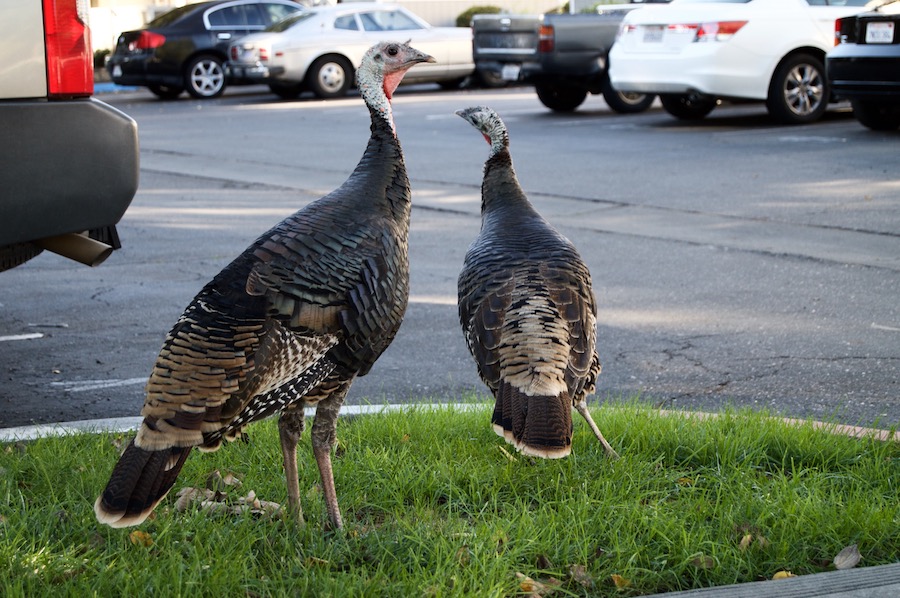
[{"xmin": 217, "ymin": 33, "xmax": 232, "ymax": 40}]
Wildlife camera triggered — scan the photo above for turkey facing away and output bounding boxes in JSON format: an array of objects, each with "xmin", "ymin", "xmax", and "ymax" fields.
[
  {"xmin": 456, "ymin": 106, "xmax": 619, "ymax": 460},
  {"xmin": 94, "ymin": 42, "xmax": 435, "ymax": 530}
]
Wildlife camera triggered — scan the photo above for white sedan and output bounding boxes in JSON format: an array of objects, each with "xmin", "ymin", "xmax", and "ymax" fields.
[
  {"xmin": 227, "ymin": 3, "xmax": 474, "ymax": 99},
  {"xmin": 609, "ymin": 0, "xmax": 873, "ymax": 124}
]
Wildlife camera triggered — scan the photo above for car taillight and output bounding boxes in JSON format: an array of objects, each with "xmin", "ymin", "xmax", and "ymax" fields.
[
  {"xmin": 694, "ymin": 21, "xmax": 747, "ymax": 42},
  {"xmin": 538, "ymin": 24, "xmax": 554, "ymax": 53},
  {"xmin": 834, "ymin": 17, "xmax": 853, "ymax": 45},
  {"xmin": 43, "ymin": 0, "xmax": 93, "ymax": 97},
  {"xmin": 130, "ymin": 31, "xmax": 166, "ymax": 51}
]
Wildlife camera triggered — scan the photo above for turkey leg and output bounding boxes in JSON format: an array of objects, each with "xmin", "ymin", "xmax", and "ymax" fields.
[
  {"xmin": 574, "ymin": 402, "xmax": 620, "ymax": 460},
  {"xmin": 278, "ymin": 407, "xmax": 307, "ymax": 525},
  {"xmin": 311, "ymin": 385, "xmax": 349, "ymax": 530}
]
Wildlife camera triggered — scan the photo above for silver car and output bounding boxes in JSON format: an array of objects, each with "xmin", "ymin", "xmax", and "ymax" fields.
[{"xmin": 227, "ymin": 3, "xmax": 474, "ymax": 99}]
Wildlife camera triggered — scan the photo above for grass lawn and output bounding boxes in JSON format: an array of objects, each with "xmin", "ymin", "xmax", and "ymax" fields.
[{"xmin": 1, "ymin": 402, "xmax": 897, "ymax": 596}]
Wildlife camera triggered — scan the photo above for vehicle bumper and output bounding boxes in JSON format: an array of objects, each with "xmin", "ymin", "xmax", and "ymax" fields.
[
  {"xmin": 107, "ymin": 55, "xmax": 184, "ymax": 88},
  {"xmin": 226, "ymin": 62, "xmax": 285, "ymax": 83},
  {"xmin": 474, "ymin": 59, "xmax": 541, "ymax": 83},
  {"xmin": 827, "ymin": 47, "xmax": 900, "ymax": 100},
  {"xmin": 609, "ymin": 43, "xmax": 770, "ymax": 101},
  {"xmin": 0, "ymin": 98, "xmax": 139, "ymax": 247}
]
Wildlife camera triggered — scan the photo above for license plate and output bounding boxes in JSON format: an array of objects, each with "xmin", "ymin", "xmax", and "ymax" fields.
[
  {"xmin": 501, "ymin": 64, "xmax": 521, "ymax": 81},
  {"xmin": 111, "ymin": 65, "xmax": 122, "ymax": 78},
  {"xmin": 643, "ymin": 26, "xmax": 664, "ymax": 43},
  {"xmin": 865, "ymin": 21, "xmax": 894, "ymax": 44}
]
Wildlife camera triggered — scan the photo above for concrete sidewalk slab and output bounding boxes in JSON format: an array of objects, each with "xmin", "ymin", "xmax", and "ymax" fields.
[{"xmin": 644, "ymin": 562, "xmax": 900, "ymax": 598}]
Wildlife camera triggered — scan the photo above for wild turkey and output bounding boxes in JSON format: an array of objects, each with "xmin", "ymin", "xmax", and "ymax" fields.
[
  {"xmin": 94, "ymin": 42, "xmax": 435, "ymax": 530},
  {"xmin": 455, "ymin": 106, "xmax": 619, "ymax": 460}
]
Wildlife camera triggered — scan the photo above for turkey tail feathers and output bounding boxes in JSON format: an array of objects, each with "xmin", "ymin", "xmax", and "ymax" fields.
[
  {"xmin": 94, "ymin": 440, "xmax": 191, "ymax": 528},
  {"xmin": 492, "ymin": 381, "xmax": 572, "ymax": 459}
]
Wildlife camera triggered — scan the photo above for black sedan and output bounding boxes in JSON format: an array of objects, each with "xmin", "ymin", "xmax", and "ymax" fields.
[
  {"xmin": 107, "ymin": 0, "xmax": 305, "ymax": 99},
  {"xmin": 827, "ymin": 0, "xmax": 900, "ymax": 130}
]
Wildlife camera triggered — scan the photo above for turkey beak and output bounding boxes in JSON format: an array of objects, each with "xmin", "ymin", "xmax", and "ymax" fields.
[{"xmin": 407, "ymin": 48, "xmax": 436, "ymax": 67}]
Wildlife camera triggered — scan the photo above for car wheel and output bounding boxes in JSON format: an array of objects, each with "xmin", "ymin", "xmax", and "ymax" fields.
[
  {"xmin": 148, "ymin": 84, "xmax": 184, "ymax": 100},
  {"xmin": 766, "ymin": 53, "xmax": 827, "ymax": 125},
  {"xmin": 185, "ymin": 54, "xmax": 226, "ymax": 99},
  {"xmin": 307, "ymin": 55, "xmax": 353, "ymax": 99},
  {"xmin": 601, "ymin": 74, "xmax": 655, "ymax": 114},
  {"xmin": 476, "ymin": 69, "xmax": 507, "ymax": 89},
  {"xmin": 659, "ymin": 93, "xmax": 717, "ymax": 120},
  {"xmin": 535, "ymin": 83, "xmax": 588, "ymax": 112},
  {"xmin": 850, "ymin": 99, "xmax": 900, "ymax": 131},
  {"xmin": 268, "ymin": 82, "xmax": 304, "ymax": 100}
]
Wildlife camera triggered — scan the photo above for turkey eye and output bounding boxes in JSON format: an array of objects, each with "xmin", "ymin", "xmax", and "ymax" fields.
[{"xmin": 387, "ymin": 46, "xmax": 398, "ymax": 56}]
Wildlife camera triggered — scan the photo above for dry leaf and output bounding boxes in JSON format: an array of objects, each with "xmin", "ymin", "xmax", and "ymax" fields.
[
  {"xmin": 455, "ymin": 545, "xmax": 470, "ymax": 567},
  {"xmin": 833, "ymin": 544, "xmax": 861, "ymax": 570},
  {"xmin": 772, "ymin": 570, "xmax": 796, "ymax": 579},
  {"xmin": 536, "ymin": 554, "xmax": 553, "ymax": 569},
  {"xmin": 610, "ymin": 573, "xmax": 631, "ymax": 589},
  {"xmin": 515, "ymin": 572, "xmax": 559, "ymax": 597},
  {"xmin": 400, "ymin": 433, "xmax": 410, "ymax": 443},
  {"xmin": 128, "ymin": 530, "xmax": 153, "ymax": 547},
  {"xmin": 174, "ymin": 487, "xmax": 214, "ymax": 512},
  {"xmin": 691, "ymin": 555, "xmax": 715, "ymax": 569},
  {"xmin": 569, "ymin": 564, "xmax": 594, "ymax": 588},
  {"xmin": 739, "ymin": 534, "xmax": 753, "ymax": 551},
  {"xmin": 677, "ymin": 477, "xmax": 694, "ymax": 486}
]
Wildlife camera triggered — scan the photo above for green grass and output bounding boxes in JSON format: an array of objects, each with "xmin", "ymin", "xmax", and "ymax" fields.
[{"xmin": 1, "ymin": 402, "xmax": 898, "ymax": 596}]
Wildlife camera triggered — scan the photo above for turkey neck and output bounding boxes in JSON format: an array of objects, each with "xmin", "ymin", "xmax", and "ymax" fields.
[
  {"xmin": 480, "ymin": 148, "xmax": 539, "ymax": 227},
  {"xmin": 347, "ymin": 73, "xmax": 411, "ymax": 226}
]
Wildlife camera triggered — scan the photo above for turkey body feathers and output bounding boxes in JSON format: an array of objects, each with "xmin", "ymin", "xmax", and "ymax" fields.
[
  {"xmin": 456, "ymin": 106, "xmax": 616, "ymax": 460},
  {"xmin": 95, "ymin": 42, "xmax": 433, "ymax": 529}
]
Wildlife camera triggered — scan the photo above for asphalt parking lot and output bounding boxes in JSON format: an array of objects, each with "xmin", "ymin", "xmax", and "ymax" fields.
[{"xmin": 0, "ymin": 84, "xmax": 897, "ymax": 430}]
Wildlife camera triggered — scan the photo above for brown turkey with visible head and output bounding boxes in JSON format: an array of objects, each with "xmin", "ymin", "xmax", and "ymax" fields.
[
  {"xmin": 455, "ymin": 105, "xmax": 619, "ymax": 460},
  {"xmin": 94, "ymin": 41, "xmax": 435, "ymax": 530}
]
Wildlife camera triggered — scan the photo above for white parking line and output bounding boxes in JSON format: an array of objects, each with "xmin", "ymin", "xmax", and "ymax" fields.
[
  {"xmin": 0, "ymin": 333, "xmax": 44, "ymax": 342},
  {"xmin": 49, "ymin": 378, "xmax": 147, "ymax": 393}
]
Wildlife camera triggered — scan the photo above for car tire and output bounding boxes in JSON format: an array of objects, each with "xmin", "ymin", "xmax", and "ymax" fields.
[
  {"xmin": 477, "ymin": 69, "xmax": 508, "ymax": 89},
  {"xmin": 148, "ymin": 84, "xmax": 184, "ymax": 100},
  {"xmin": 535, "ymin": 83, "xmax": 588, "ymax": 112},
  {"xmin": 307, "ymin": 55, "xmax": 354, "ymax": 99},
  {"xmin": 601, "ymin": 74, "xmax": 655, "ymax": 114},
  {"xmin": 185, "ymin": 54, "xmax": 226, "ymax": 99},
  {"xmin": 850, "ymin": 99, "xmax": 900, "ymax": 131},
  {"xmin": 659, "ymin": 93, "xmax": 717, "ymax": 120},
  {"xmin": 438, "ymin": 77, "xmax": 467, "ymax": 91},
  {"xmin": 766, "ymin": 53, "xmax": 828, "ymax": 125},
  {"xmin": 268, "ymin": 82, "xmax": 304, "ymax": 100}
]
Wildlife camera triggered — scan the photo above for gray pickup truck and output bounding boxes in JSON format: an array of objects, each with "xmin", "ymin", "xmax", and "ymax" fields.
[
  {"xmin": 472, "ymin": 1, "xmax": 667, "ymax": 113},
  {"xmin": 0, "ymin": 2, "xmax": 139, "ymax": 272}
]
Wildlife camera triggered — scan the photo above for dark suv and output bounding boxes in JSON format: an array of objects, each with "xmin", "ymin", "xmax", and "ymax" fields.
[{"xmin": 107, "ymin": 0, "xmax": 305, "ymax": 99}]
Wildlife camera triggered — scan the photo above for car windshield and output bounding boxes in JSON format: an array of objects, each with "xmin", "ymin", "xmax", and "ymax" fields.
[{"xmin": 267, "ymin": 11, "xmax": 315, "ymax": 32}]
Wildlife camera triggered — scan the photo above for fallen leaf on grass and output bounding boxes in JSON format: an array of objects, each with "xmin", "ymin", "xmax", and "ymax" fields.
[
  {"xmin": 568, "ymin": 564, "xmax": 594, "ymax": 588},
  {"xmin": 738, "ymin": 533, "xmax": 770, "ymax": 551},
  {"xmin": 610, "ymin": 573, "xmax": 631, "ymax": 589},
  {"xmin": 128, "ymin": 530, "xmax": 153, "ymax": 547},
  {"xmin": 690, "ymin": 554, "xmax": 715, "ymax": 569},
  {"xmin": 772, "ymin": 570, "xmax": 796, "ymax": 579},
  {"xmin": 833, "ymin": 544, "xmax": 861, "ymax": 570},
  {"xmin": 515, "ymin": 573, "xmax": 560, "ymax": 597}
]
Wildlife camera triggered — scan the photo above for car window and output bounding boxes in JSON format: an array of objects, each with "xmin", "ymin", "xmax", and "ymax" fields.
[
  {"xmin": 359, "ymin": 10, "xmax": 423, "ymax": 32},
  {"xmin": 266, "ymin": 11, "xmax": 314, "ymax": 32},
  {"xmin": 207, "ymin": 6, "xmax": 255, "ymax": 28},
  {"xmin": 147, "ymin": 4, "xmax": 197, "ymax": 27},
  {"xmin": 263, "ymin": 3, "xmax": 301, "ymax": 24},
  {"xmin": 334, "ymin": 15, "xmax": 360, "ymax": 31}
]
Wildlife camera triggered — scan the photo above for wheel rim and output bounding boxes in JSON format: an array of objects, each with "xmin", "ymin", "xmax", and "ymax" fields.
[
  {"xmin": 189, "ymin": 59, "xmax": 224, "ymax": 97},
  {"xmin": 783, "ymin": 63, "xmax": 824, "ymax": 117},
  {"xmin": 317, "ymin": 62, "xmax": 346, "ymax": 94},
  {"xmin": 618, "ymin": 91, "xmax": 647, "ymax": 106}
]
